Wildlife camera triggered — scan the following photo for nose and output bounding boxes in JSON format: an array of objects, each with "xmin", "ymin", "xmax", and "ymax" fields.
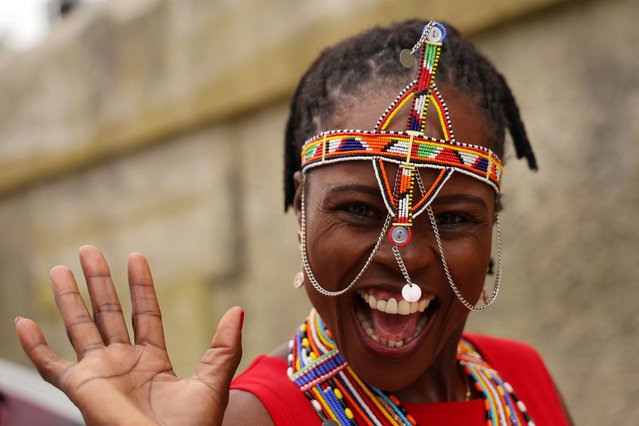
[{"xmin": 374, "ymin": 224, "xmax": 438, "ymax": 277}]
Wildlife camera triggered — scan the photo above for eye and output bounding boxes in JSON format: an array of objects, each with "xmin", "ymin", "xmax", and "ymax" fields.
[
  {"xmin": 436, "ymin": 212, "xmax": 469, "ymax": 228},
  {"xmin": 343, "ymin": 203, "xmax": 378, "ymax": 219}
]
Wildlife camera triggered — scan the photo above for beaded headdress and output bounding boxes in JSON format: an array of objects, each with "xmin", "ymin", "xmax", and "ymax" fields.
[{"xmin": 299, "ymin": 21, "xmax": 502, "ymax": 310}]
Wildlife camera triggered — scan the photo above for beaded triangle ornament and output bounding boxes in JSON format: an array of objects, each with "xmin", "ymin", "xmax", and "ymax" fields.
[
  {"xmin": 299, "ymin": 21, "xmax": 503, "ymax": 309},
  {"xmin": 288, "ymin": 309, "xmax": 535, "ymax": 426}
]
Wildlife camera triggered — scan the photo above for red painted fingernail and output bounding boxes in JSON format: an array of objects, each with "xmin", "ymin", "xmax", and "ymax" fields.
[
  {"xmin": 239, "ymin": 309, "xmax": 245, "ymax": 329},
  {"xmin": 14, "ymin": 316, "xmax": 23, "ymax": 325}
]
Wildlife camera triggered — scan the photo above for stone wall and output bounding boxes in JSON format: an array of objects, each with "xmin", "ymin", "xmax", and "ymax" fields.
[{"xmin": 0, "ymin": 0, "xmax": 637, "ymax": 424}]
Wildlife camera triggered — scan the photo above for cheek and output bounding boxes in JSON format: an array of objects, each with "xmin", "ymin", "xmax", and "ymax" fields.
[
  {"xmin": 305, "ymin": 219, "xmax": 372, "ymax": 291},
  {"xmin": 442, "ymin": 232, "xmax": 493, "ymax": 301}
]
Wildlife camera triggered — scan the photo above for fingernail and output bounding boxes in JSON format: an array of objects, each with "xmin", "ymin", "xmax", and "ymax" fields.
[
  {"xmin": 14, "ymin": 316, "xmax": 23, "ymax": 325},
  {"xmin": 239, "ymin": 309, "xmax": 245, "ymax": 329}
]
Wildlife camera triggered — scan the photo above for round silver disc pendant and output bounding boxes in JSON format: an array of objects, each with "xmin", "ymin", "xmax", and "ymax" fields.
[
  {"xmin": 399, "ymin": 49, "xmax": 415, "ymax": 69},
  {"xmin": 427, "ymin": 25, "xmax": 444, "ymax": 43},
  {"xmin": 390, "ymin": 226, "xmax": 410, "ymax": 245},
  {"xmin": 402, "ymin": 283, "xmax": 422, "ymax": 302}
]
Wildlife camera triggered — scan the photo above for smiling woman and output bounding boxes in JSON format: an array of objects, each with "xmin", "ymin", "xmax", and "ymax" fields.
[
  {"xmin": 15, "ymin": 18, "xmax": 572, "ymax": 426},
  {"xmin": 229, "ymin": 19, "xmax": 572, "ymax": 425}
]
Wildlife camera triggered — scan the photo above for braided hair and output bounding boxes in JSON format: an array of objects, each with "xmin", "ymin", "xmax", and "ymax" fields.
[{"xmin": 284, "ymin": 19, "xmax": 536, "ymax": 210}]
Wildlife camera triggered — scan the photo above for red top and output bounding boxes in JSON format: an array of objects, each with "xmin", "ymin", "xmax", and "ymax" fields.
[{"xmin": 231, "ymin": 333, "xmax": 569, "ymax": 425}]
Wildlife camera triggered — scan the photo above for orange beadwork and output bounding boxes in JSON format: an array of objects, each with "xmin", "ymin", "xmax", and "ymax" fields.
[
  {"xmin": 301, "ymin": 130, "xmax": 503, "ymax": 192},
  {"xmin": 300, "ymin": 21, "xmax": 503, "ymax": 239}
]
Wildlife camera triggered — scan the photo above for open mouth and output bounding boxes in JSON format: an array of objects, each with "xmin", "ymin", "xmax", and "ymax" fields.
[{"xmin": 354, "ymin": 287, "xmax": 437, "ymax": 352}]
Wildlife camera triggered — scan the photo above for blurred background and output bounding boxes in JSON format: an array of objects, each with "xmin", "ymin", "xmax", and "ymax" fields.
[{"xmin": 0, "ymin": 0, "xmax": 637, "ymax": 424}]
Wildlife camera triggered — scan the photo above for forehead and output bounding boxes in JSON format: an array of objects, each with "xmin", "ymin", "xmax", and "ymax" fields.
[
  {"xmin": 307, "ymin": 83, "xmax": 497, "ymax": 202},
  {"xmin": 326, "ymin": 83, "xmax": 495, "ymax": 151}
]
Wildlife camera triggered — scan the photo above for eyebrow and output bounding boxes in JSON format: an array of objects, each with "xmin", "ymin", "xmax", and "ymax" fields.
[
  {"xmin": 431, "ymin": 194, "xmax": 489, "ymax": 208},
  {"xmin": 329, "ymin": 184, "xmax": 381, "ymax": 197}
]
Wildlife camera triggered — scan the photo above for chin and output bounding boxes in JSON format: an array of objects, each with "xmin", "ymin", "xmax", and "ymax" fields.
[{"xmin": 322, "ymin": 284, "xmax": 467, "ymax": 391}]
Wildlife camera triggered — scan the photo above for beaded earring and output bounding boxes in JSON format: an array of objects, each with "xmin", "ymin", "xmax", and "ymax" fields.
[{"xmin": 299, "ymin": 21, "xmax": 503, "ymax": 309}]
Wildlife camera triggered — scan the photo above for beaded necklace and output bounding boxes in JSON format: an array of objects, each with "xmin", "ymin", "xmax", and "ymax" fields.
[{"xmin": 288, "ymin": 310, "xmax": 535, "ymax": 426}]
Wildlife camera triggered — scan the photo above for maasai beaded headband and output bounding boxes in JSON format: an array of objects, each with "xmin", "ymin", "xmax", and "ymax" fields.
[{"xmin": 300, "ymin": 21, "xmax": 503, "ymax": 310}]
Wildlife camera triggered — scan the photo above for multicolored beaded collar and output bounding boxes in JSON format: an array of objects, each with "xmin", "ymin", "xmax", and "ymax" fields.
[
  {"xmin": 288, "ymin": 309, "xmax": 535, "ymax": 426},
  {"xmin": 298, "ymin": 21, "xmax": 503, "ymax": 310}
]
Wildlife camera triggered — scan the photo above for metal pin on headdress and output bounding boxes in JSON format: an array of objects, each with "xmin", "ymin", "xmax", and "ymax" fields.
[{"xmin": 299, "ymin": 21, "xmax": 503, "ymax": 310}]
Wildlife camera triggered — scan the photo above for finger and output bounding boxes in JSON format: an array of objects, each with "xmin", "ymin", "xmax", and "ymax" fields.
[
  {"xmin": 79, "ymin": 245, "xmax": 130, "ymax": 345},
  {"xmin": 15, "ymin": 317, "xmax": 73, "ymax": 390},
  {"xmin": 193, "ymin": 307, "xmax": 243, "ymax": 393},
  {"xmin": 50, "ymin": 265, "xmax": 105, "ymax": 359},
  {"xmin": 128, "ymin": 252, "xmax": 167, "ymax": 350}
]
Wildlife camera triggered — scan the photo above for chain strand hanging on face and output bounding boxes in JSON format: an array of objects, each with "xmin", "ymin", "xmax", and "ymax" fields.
[
  {"xmin": 300, "ymin": 172, "xmax": 392, "ymax": 297},
  {"xmin": 427, "ymin": 205, "xmax": 502, "ymax": 312},
  {"xmin": 415, "ymin": 172, "xmax": 502, "ymax": 311},
  {"xmin": 391, "ymin": 245, "xmax": 423, "ymax": 303}
]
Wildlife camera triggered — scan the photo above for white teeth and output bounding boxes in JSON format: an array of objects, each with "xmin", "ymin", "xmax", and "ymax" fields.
[
  {"xmin": 376, "ymin": 299, "xmax": 387, "ymax": 311},
  {"xmin": 397, "ymin": 299, "xmax": 410, "ymax": 315},
  {"xmin": 385, "ymin": 298, "xmax": 398, "ymax": 314},
  {"xmin": 357, "ymin": 289, "xmax": 435, "ymax": 349},
  {"xmin": 359, "ymin": 313, "xmax": 429, "ymax": 348},
  {"xmin": 359, "ymin": 290, "xmax": 433, "ymax": 315},
  {"xmin": 418, "ymin": 298, "xmax": 431, "ymax": 312},
  {"xmin": 368, "ymin": 295, "xmax": 377, "ymax": 309}
]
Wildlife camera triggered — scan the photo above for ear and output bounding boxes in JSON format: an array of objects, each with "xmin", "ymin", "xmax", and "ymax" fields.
[{"xmin": 293, "ymin": 171, "xmax": 303, "ymax": 226}]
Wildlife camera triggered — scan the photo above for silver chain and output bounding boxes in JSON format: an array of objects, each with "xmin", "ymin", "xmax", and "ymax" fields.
[
  {"xmin": 392, "ymin": 245, "xmax": 413, "ymax": 285},
  {"xmin": 300, "ymin": 172, "xmax": 392, "ymax": 297},
  {"xmin": 416, "ymin": 171, "xmax": 502, "ymax": 312},
  {"xmin": 300, "ymin": 168, "xmax": 502, "ymax": 310},
  {"xmin": 410, "ymin": 21, "xmax": 434, "ymax": 55}
]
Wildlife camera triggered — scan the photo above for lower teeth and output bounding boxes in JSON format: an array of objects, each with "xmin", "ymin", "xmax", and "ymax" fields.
[{"xmin": 357, "ymin": 309, "xmax": 428, "ymax": 348}]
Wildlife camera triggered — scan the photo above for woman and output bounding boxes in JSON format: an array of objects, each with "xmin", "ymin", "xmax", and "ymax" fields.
[{"xmin": 15, "ymin": 20, "xmax": 572, "ymax": 425}]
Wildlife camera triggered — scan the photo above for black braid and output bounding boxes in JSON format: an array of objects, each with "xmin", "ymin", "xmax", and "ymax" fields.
[{"xmin": 284, "ymin": 19, "xmax": 537, "ymax": 210}]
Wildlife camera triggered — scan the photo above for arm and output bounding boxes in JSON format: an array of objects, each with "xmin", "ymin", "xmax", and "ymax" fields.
[{"xmin": 15, "ymin": 245, "xmax": 242, "ymax": 426}]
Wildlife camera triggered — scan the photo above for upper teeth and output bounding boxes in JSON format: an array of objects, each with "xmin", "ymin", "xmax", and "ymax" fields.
[{"xmin": 359, "ymin": 290, "xmax": 432, "ymax": 315}]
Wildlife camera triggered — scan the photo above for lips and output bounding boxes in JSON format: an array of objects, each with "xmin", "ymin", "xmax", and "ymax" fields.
[{"xmin": 354, "ymin": 287, "xmax": 436, "ymax": 351}]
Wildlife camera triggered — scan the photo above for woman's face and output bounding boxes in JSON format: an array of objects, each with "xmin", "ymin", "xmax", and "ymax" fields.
[{"xmin": 293, "ymin": 84, "xmax": 497, "ymax": 391}]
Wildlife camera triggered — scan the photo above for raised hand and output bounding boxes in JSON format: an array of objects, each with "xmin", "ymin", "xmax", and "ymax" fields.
[{"xmin": 15, "ymin": 245, "xmax": 243, "ymax": 426}]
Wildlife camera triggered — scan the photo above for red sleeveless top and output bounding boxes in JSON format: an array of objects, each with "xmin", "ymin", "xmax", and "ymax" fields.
[{"xmin": 231, "ymin": 333, "xmax": 569, "ymax": 425}]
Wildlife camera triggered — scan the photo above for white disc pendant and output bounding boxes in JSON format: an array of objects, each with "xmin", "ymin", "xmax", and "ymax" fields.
[{"xmin": 402, "ymin": 283, "xmax": 421, "ymax": 302}]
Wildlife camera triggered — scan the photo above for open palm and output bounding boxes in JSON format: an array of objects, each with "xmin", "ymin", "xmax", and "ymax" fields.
[{"xmin": 16, "ymin": 246, "xmax": 243, "ymax": 426}]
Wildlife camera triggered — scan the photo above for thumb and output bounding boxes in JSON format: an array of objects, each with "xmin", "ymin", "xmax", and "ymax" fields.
[{"xmin": 193, "ymin": 306, "xmax": 243, "ymax": 395}]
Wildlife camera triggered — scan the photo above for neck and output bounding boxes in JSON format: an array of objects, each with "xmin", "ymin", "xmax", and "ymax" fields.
[{"xmin": 392, "ymin": 323, "xmax": 470, "ymax": 404}]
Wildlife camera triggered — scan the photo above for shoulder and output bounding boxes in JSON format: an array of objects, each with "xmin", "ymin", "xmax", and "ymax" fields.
[
  {"xmin": 224, "ymin": 388, "xmax": 273, "ymax": 426},
  {"xmin": 463, "ymin": 333, "xmax": 572, "ymax": 425},
  {"xmin": 463, "ymin": 333, "xmax": 544, "ymax": 363},
  {"xmin": 463, "ymin": 332, "xmax": 552, "ymax": 387},
  {"xmin": 227, "ymin": 354, "xmax": 319, "ymax": 426}
]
